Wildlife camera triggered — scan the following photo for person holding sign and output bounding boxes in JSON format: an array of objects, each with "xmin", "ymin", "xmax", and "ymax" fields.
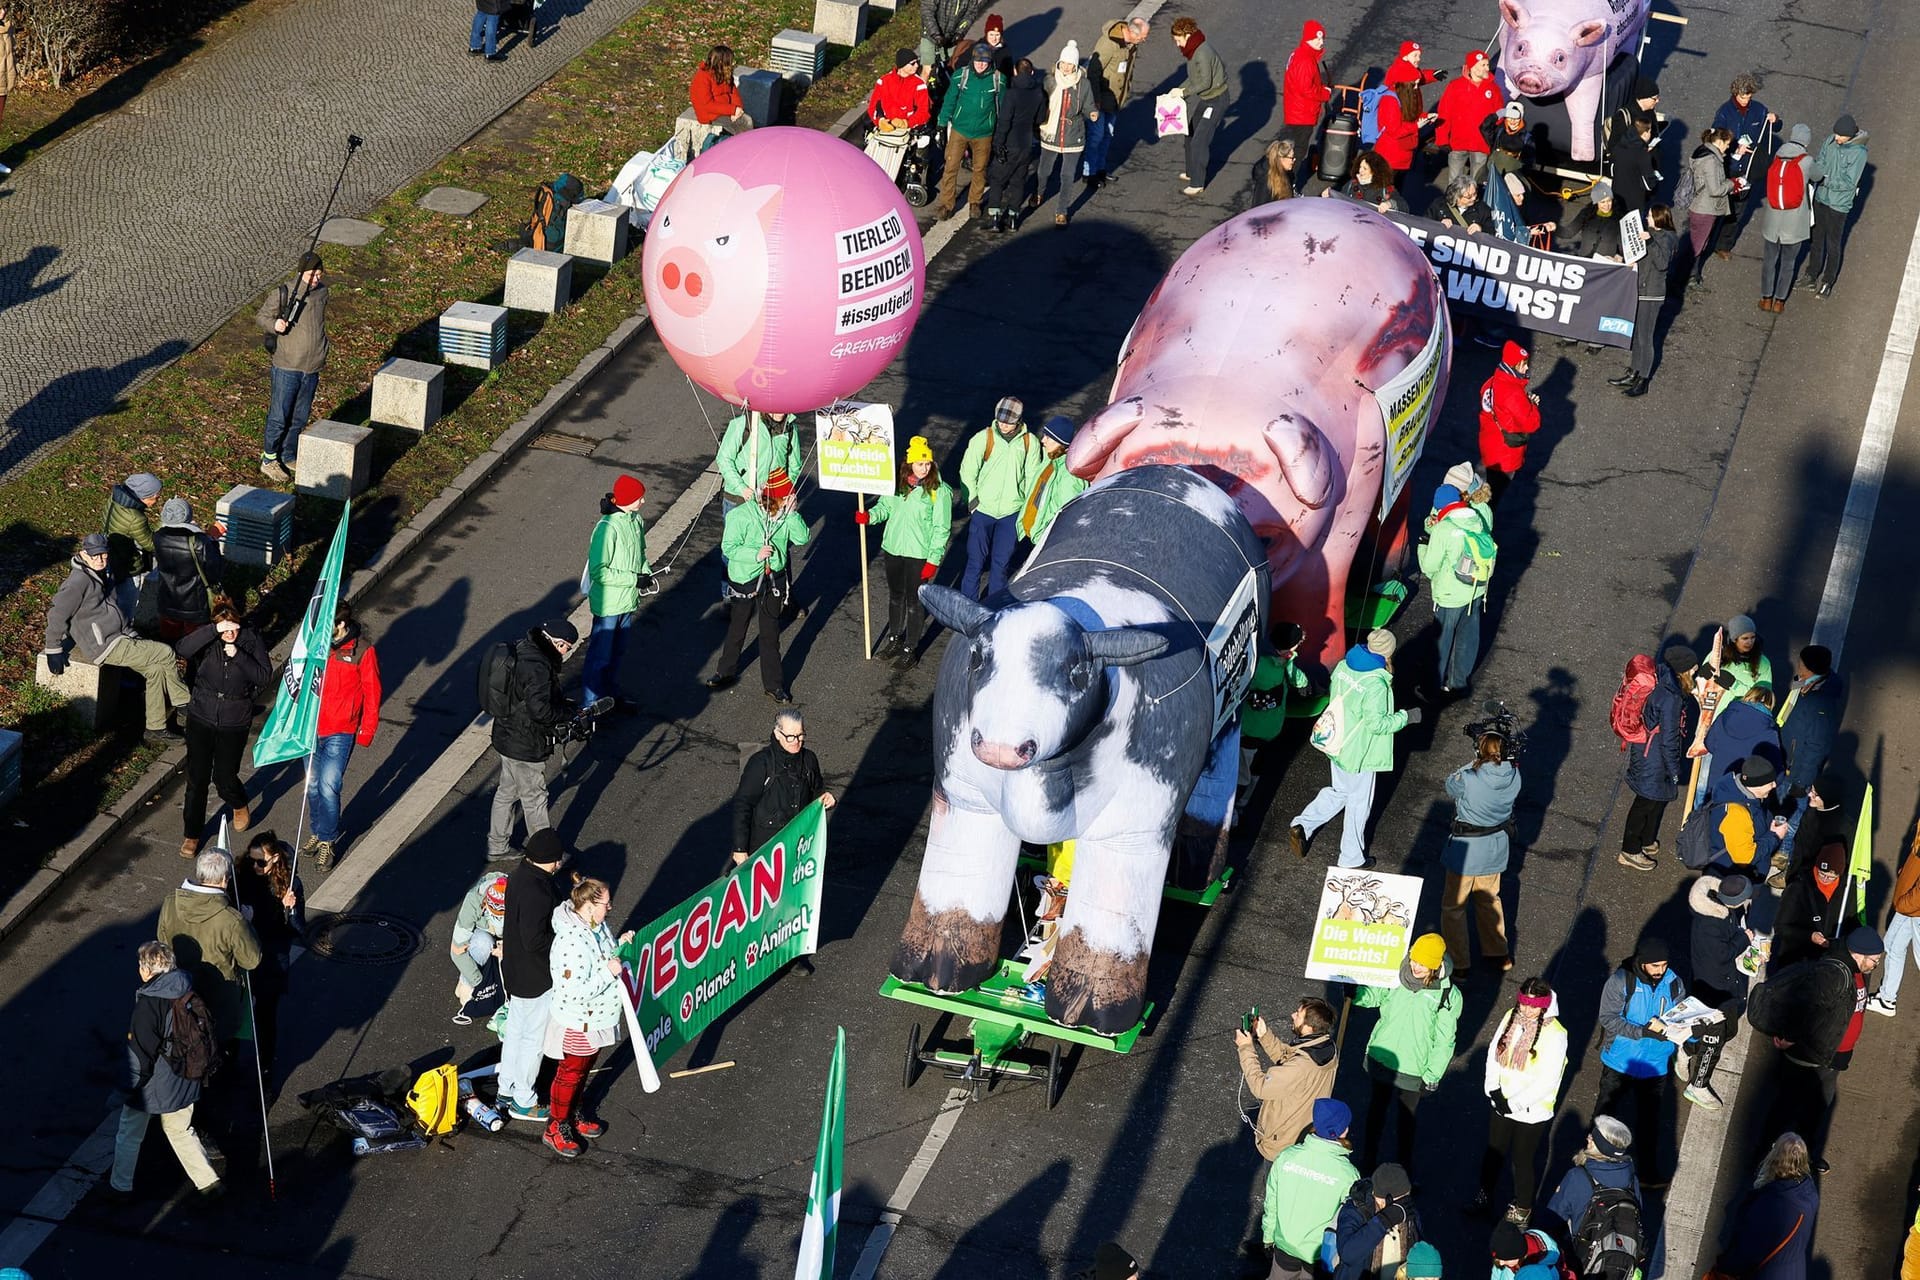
[
  {"xmin": 1017, "ymin": 415, "xmax": 1088, "ymax": 544},
  {"xmin": 856, "ymin": 436, "xmax": 953, "ymax": 666},
  {"xmin": 1355, "ymin": 932, "xmax": 1461, "ymax": 1170},
  {"xmin": 957, "ymin": 396, "xmax": 1041, "ymax": 600},
  {"xmin": 707, "ymin": 467, "xmax": 809, "ymax": 703}
]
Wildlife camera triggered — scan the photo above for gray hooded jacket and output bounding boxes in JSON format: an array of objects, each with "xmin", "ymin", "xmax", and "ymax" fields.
[
  {"xmin": 43, "ymin": 556, "xmax": 134, "ymax": 663},
  {"xmin": 1758, "ymin": 126, "xmax": 1817, "ymax": 245}
]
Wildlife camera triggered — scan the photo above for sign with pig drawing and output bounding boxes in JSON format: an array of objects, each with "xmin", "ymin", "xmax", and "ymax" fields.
[
  {"xmin": 813, "ymin": 401, "xmax": 897, "ymax": 496},
  {"xmin": 1305, "ymin": 868, "xmax": 1423, "ymax": 987}
]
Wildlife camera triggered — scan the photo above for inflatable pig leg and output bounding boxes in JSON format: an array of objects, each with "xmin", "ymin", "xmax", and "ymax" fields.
[{"xmin": 892, "ymin": 786, "xmax": 1022, "ymax": 994}]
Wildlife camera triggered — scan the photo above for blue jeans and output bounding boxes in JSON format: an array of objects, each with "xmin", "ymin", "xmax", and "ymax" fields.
[
  {"xmin": 1435, "ymin": 602, "xmax": 1482, "ymax": 691},
  {"xmin": 263, "ymin": 365, "xmax": 319, "ymax": 461},
  {"xmin": 583, "ymin": 612, "xmax": 634, "ymax": 706},
  {"xmin": 962, "ymin": 511, "xmax": 1019, "ymax": 600},
  {"xmin": 1080, "ymin": 115, "xmax": 1113, "ymax": 177},
  {"xmin": 1880, "ymin": 911, "xmax": 1920, "ymax": 1004},
  {"xmin": 469, "ymin": 11, "xmax": 499, "ymax": 55},
  {"xmin": 452, "ymin": 931, "xmax": 497, "ymax": 988},
  {"xmin": 497, "ymin": 987, "xmax": 553, "ymax": 1110},
  {"xmin": 306, "ymin": 733, "xmax": 355, "ymax": 844}
]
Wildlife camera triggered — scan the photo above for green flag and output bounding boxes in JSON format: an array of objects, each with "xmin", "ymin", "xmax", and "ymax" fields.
[
  {"xmin": 1851, "ymin": 784, "xmax": 1875, "ymax": 925},
  {"xmin": 795, "ymin": 1026, "xmax": 846, "ymax": 1280},
  {"xmin": 253, "ymin": 505, "xmax": 351, "ymax": 767}
]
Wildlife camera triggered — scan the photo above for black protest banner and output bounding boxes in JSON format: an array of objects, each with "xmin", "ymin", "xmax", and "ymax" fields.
[{"xmin": 1383, "ymin": 212, "xmax": 1639, "ymax": 349}]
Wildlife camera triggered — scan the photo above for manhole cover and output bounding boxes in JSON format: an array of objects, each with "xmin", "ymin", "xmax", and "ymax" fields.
[
  {"xmin": 307, "ymin": 913, "xmax": 424, "ymax": 965},
  {"xmin": 529, "ymin": 430, "xmax": 598, "ymax": 455}
]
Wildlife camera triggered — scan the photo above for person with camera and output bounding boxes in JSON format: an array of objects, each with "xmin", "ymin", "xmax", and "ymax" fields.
[
  {"xmin": 1232, "ymin": 997, "xmax": 1338, "ymax": 1162},
  {"xmin": 1441, "ymin": 727, "xmax": 1520, "ymax": 972},
  {"xmin": 176, "ymin": 599, "xmax": 271, "ymax": 860},
  {"xmin": 485, "ymin": 619, "xmax": 578, "ymax": 862},
  {"xmin": 253, "ymin": 252, "xmax": 329, "ymax": 483}
]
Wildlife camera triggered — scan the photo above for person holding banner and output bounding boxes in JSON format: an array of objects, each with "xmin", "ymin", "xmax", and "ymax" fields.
[
  {"xmin": 855, "ymin": 436, "xmax": 953, "ymax": 666},
  {"xmin": 541, "ymin": 877, "xmax": 634, "ymax": 1159},
  {"xmin": 708, "ymin": 466, "xmax": 810, "ymax": 702},
  {"xmin": 1561, "ymin": 181, "xmax": 1622, "ymax": 261},
  {"xmin": 1322, "ymin": 150, "xmax": 1405, "ymax": 214},
  {"xmin": 176, "ymin": 601, "xmax": 272, "ymax": 860},
  {"xmin": 1613, "ymin": 204, "xmax": 1677, "ymax": 398},
  {"xmin": 1355, "ymin": 932, "xmax": 1460, "ymax": 1169},
  {"xmin": 732, "ymin": 710, "xmax": 835, "ymax": 868}
]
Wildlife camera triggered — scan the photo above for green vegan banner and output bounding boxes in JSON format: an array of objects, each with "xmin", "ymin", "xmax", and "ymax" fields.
[{"xmin": 617, "ymin": 799, "xmax": 827, "ymax": 1066}]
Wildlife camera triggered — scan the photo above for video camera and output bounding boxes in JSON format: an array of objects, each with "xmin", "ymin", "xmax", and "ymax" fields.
[{"xmin": 1463, "ymin": 698, "xmax": 1528, "ymax": 762}]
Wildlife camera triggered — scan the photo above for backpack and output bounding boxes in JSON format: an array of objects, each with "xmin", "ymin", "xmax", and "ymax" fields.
[
  {"xmin": 1572, "ymin": 1181, "xmax": 1645, "ymax": 1280},
  {"xmin": 525, "ymin": 174, "xmax": 586, "ymax": 251},
  {"xmin": 1451, "ymin": 515, "xmax": 1497, "ymax": 594},
  {"xmin": 405, "ymin": 1063, "xmax": 462, "ymax": 1136},
  {"xmin": 1747, "ymin": 956, "xmax": 1849, "ymax": 1044},
  {"xmin": 1766, "ymin": 155, "xmax": 1806, "ymax": 210},
  {"xmin": 1610, "ymin": 655, "xmax": 1657, "ymax": 750},
  {"xmin": 1675, "ymin": 802, "xmax": 1721, "ymax": 870},
  {"xmin": 1672, "ymin": 163, "xmax": 1697, "ymax": 220},
  {"xmin": 162, "ymin": 989, "xmax": 220, "ymax": 1083},
  {"xmin": 477, "ymin": 640, "xmax": 518, "ymax": 718},
  {"xmin": 1358, "ymin": 83, "xmax": 1392, "ymax": 145}
]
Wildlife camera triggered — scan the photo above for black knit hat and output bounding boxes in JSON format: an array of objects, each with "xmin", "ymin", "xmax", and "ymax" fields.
[
  {"xmin": 896, "ymin": 47, "xmax": 919, "ymax": 68},
  {"xmin": 1491, "ymin": 1220, "xmax": 1528, "ymax": 1261}
]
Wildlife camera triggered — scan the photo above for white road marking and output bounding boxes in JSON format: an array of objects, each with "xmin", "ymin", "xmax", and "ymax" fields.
[
  {"xmin": 849, "ymin": 1088, "xmax": 972, "ymax": 1280},
  {"xmin": 0, "ymin": 1113, "xmax": 117, "ymax": 1267}
]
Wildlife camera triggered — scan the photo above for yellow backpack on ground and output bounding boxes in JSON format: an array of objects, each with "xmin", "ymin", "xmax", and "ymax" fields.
[{"xmin": 405, "ymin": 1064, "xmax": 461, "ymax": 1136}]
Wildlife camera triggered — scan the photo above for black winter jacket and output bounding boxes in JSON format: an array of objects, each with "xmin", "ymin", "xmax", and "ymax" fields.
[
  {"xmin": 1627, "ymin": 664, "xmax": 1690, "ymax": 801},
  {"xmin": 177, "ymin": 623, "xmax": 271, "ymax": 731},
  {"xmin": 126, "ymin": 969, "xmax": 203, "ymax": 1115},
  {"xmin": 502, "ymin": 856, "xmax": 567, "ymax": 999},
  {"xmin": 1772, "ymin": 869, "xmax": 1851, "ymax": 971},
  {"xmin": 732, "ymin": 737, "xmax": 824, "ymax": 853},
  {"xmin": 152, "ymin": 526, "xmax": 224, "ymax": 626},
  {"xmin": 1688, "ymin": 875, "xmax": 1752, "ymax": 1002},
  {"xmin": 491, "ymin": 629, "xmax": 569, "ymax": 762},
  {"xmin": 993, "ymin": 68, "xmax": 1045, "ymax": 160}
]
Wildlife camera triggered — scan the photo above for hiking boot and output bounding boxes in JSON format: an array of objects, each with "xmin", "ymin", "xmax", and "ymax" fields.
[
  {"xmin": 1683, "ymin": 1082, "xmax": 1722, "ymax": 1111},
  {"xmin": 299, "ymin": 833, "xmax": 321, "ymax": 857},
  {"xmin": 1618, "ymin": 848, "xmax": 1657, "ymax": 871},
  {"xmin": 1868, "ymin": 994, "xmax": 1898, "ymax": 1017},
  {"xmin": 1289, "ymin": 824, "xmax": 1307, "ymax": 859},
  {"xmin": 542, "ymin": 1123, "xmax": 582, "ymax": 1159},
  {"xmin": 231, "ymin": 803, "xmax": 252, "ymax": 833},
  {"xmin": 1504, "ymin": 1204, "xmax": 1530, "ymax": 1225},
  {"xmin": 506, "ymin": 1101, "xmax": 550, "ymax": 1123},
  {"xmin": 571, "ymin": 1115, "xmax": 606, "ymax": 1140},
  {"xmin": 146, "ymin": 725, "xmax": 185, "ymax": 745},
  {"xmin": 1607, "ymin": 370, "xmax": 1638, "ymax": 387},
  {"xmin": 313, "ymin": 840, "xmax": 335, "ymax": 871},
  {"xmin": 1621, "ymin": 375, "xmax": 1649, "ymax": 397},
  {"xmin": 181, "ymin": 837, "xmax": 202, "ymax": 860}
]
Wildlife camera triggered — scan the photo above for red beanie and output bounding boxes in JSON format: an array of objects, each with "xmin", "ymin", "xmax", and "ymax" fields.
[
  {"xmin": 765, "ymin": 466, "xmax": 795, "ymax": 503},
  {"xmin": 1501, "ymin": 340, "xmax": 1529, "ymax": 368},
  {"xmin": 1303, "ymin": 19, "xmax": 1325, "ymax": 41},
  {"xmin": 985, "ymin": 12, "xmax": 1004, "ymax": 36},
  {"xmin": 1464, "ymin": 49, "xmax": 1488, "ymax": 73},
  {"xmin": 612, "ymin": 474, "xmax": 646, "ymax": 508},
  {"xmin": 1398, "ymin": 39, "xmax": 1420, "ymax": 57}
]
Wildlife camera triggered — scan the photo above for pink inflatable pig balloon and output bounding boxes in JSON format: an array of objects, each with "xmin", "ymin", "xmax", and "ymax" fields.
[{"xmin": 641, "ymin": 127, "xmax": 926, "ymax": 413}]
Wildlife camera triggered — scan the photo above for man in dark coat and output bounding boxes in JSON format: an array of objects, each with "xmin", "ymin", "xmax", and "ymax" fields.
[
  {"xmin": 1780, "ymin": 645, "xmax": 1842, "ymax": 795},
  {"xmin": 1763, "ymin": 927, "xmax": 1881, "ymax": 1171},
  {"xmin": 108, "ymin": 941, "xmax": 222, "ymax": 1198},
  {"xmin": 1620, "ymin": 645, "xmax": 1696, "ymax": 870},
  {"xmin": 486, "ymin": 620, "xmax": 576, "ymax": 861},
  {"xmin": 498, "ymin": 828, "xmax": 571, "ymax": 1121},
  {"xmin": 1684, "ymin": 872, "xmax": 1756, "ymax": 1109},
  {"xmin": 986, "ymin": 57, "xmax": 1045, "ymax": 232},
  {"xmin": 1773, "ymin": 845, "xmax": 1853, "ymax": 970},
  {"xmin": 731, "ymin": 709, "xmax": 835, "ymax": 865}
]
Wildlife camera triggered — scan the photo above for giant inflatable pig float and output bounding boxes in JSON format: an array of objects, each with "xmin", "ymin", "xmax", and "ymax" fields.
[
  {"xmin": 1498, "ymin": 0, "xmax": 1652, "ymax": 162},
  {"xmin": 1067, "ymin": 199, "xmax": 1450, "ymax": 673},
  {"xmin": 893, "ymin": 465, "xmax": 1268, "ymax": 1034}
]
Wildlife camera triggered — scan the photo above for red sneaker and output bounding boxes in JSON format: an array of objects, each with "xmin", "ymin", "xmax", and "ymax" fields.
[
  {"xmin": 543, "ymin": 1123, "xmax": 581, "ymax": 1159},
  {"xmin": 572, "ymin": 1115, "xmax": 606, "ymax": 1141}
]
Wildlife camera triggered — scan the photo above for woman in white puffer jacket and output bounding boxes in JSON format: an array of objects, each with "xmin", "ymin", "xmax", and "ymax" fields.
[
  {"xmin": 541, "ymin": 877, "xmax": 633, "ymax": 1160},
  {"xmin": 1471, "ymin": 977, "xmax": 1569, "ymax": 1224}
]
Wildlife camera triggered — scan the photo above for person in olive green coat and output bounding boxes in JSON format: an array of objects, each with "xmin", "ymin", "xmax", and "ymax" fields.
[
  {"xmin": 857, "ymin": 436, "xmax": 954, "ymax": 666},
  {"xmin": 157, "ymin": 849, "xmax": 264, "ymax": 1044},
  {"xmin": 707, "ymin": 467, "xmax": 810, "ymax": 702},
  {"xmin": 958, "ymin": 395, "xmax": 1042, "ymax": 600},
  {"xmin": 1356, "ymin": 933, "xmax": 1462, "ymax": 1171},
  {"xmin": 1017, "ymin": 415, "xmax": 1089, "ymax": 544},
  {"xmin": 583, "ymin": 474, "xmax": 655, "ymax": 708}
]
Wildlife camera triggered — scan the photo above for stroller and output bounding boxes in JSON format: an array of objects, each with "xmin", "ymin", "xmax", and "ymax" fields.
[{"xmin": 864, "ymin": 124, "xmax": 933, "ymax": 207}]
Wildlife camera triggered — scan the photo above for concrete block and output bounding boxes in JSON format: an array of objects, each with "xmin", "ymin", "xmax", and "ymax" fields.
[
  {"xmin": 216, "ymin": 483, "xmax": 294, "ymax": 567},
  {"xmin": 35, "ymin": 654, "xmax": 121, "ymax": 730},
  {"xmin": 295, "ymin": 421, "xmax": 373, "ymax": 501},
  {"xmin": 317, "ymin": 217, "xmax": 384, "ymax": 247},
  {"xmin": 736, "ymin": 69, "xmax": 788, "ymax": 128},
  {"xmin": 771, "ymin": 29, "xmax": 828, "ymax": 85},
  {"xmin": 867, "ymin": 0, "xmax": 896, "ymax": 12},
  {"xmin": 811, "ymin": 0, "xmax": 867, "ymax": 47},
  {"xmin": 418, "ymin": 186, "xmax": 490, "ymax": 216},
  {"xmin": 438, "ymin": 301, "xmax": 510, "ymax": 369},
  {"xmin": 505, "ymin": 248, "xmax": 574, "ymax": 313},
  {"xmin": 370, "ymin": 358, "xmax": 445, "ymax": 431},
  {"xmin": 0, "ymin": 728, "xmax": 21, "ymax": 813},
  {"xmin": 565, "ymin": 199, "xmax": 630, "ymax": 265},
  {"xmin": 674, "ymin": 107, "xmax": 723, "ymax": 159}
]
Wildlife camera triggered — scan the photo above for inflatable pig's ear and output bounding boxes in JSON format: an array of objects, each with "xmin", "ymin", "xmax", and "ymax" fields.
[
  {"xmin": 1086, "ymin": 627, "xmax": 1169, "ymax": 667},
  {"xmin": 920, "ymin": 585, "xmax": 994, "ymax": 637},
  {"xmin": 1263, "ymin": 415, "xmax": 1334, "ymax": 512},
  {"xmin": 1066, "ymin": 397, "xmax": 1146, "ymax": 479}
]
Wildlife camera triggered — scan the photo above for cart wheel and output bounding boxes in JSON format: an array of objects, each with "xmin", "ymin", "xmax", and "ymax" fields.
[
  {"xmin": 1045, "ymin": 1042, "xmax": 1063, "ymax": 1110},
  {"xmin": 904, "ymin": 1022, "xmax": 923, "ymax": 1089},
  {"xmin": 906, "ymin": 181, "xmax": 931, "ymax": 208}
]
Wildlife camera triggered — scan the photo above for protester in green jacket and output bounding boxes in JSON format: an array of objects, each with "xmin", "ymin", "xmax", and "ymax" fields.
[
  {"xmin": 958, "ymin": 395, "xmax": 1041, "ymax": 600},
  {"xmin": 1356, "ymin": 933, "xmax": 1462, "ymax": 1169},
  {"xmin": 1807, "ymin": 115, "xmax": 1867, "ymax": 295},
  {"xmin": 1017, "ymin": 415, "xmax": 1089, "ymax": 543},
  {"xmin": 717, "ymin": 411, "xmax": 804, "ymax": 507},
  {"xmin": 935, "ymin": 44, "xmax": 1004, "ymax": 219},
  {"xmin": 1263, "ymin": 1100, "xmax": 1359, "ymax": 1276},
  {"xmin": 102, "ymin": 471, "xmax": 162, "ymax": 582},
  {"xmin": 1291, "ymin": 630, "xmax": 1419, "ymax": 869},
  {"xmin": 708, "ymin": 467, "xmax": 809, "ymax": 702},
  {"xmin": 859, "ymin": 436, "xmax": 953, "ymax": 666},
  {"xmin": 1416, "ymin": 483, "xmax": 1496, "ymax": 694},
  {"xmin": 584, "ymin": 474, "xmax": 655, "ymax": 708},
  {"xmin": 1238, "ymin": 620, "xmax": 1312, "ymax": 819},
  {"xmin": 157, "ymin": 851, "xmax": 264, "ymax": 1042}
]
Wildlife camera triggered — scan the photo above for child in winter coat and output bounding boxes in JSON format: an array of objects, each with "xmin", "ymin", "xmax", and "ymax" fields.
[
  {"xmin": 1355, "ymin": 934, "xmax": 1461, "ymax": 1170},
  {"xmin": 858, "ymin": 436, "xmax": 954, "ymax": 666}
]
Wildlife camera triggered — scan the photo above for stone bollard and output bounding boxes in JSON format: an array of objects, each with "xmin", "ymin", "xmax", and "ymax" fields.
[
  {"xmin": 565, "ymin": 199, "xmax": 630, "ymax": 265},
  {"xmin": 438, "ymin": 301, "xmax": 510, "ymax": 370},
  {"xmin": 370, "ymin": 358, "xmax": 445, "ymax": 431},
  {"xmin": 295, "ymin": 421, "xmax": 373, "ymax": 501},
  {"xmin": 505, "ymin": 248, "xmax": 575, "ymax": 313},
  {"xmin": 770, "ymin": 29, "xmax": 828, "ymax": 86},
  {"xmin": 216, "ymin": 484, "xmax": 294, "ymax": 567},
  {"xmin": 35, "ymin": 654, "xmax": 121, "ymax": 731},
  {"xmin": 811, "ymin": 0, "xmax": 868, "ymax": 47},
  {"xmin": 673, "ymin": 107, "xmax": 723, "ymax": 159},
  {"xmin": 735, "ymin": 69, "xmax": 788, "ymax": 127}
]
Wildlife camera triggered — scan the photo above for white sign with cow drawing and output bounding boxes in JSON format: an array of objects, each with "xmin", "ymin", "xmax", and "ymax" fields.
[{"xmin": 1304, "ymin": 867, "xmax": 1423, "ymax": 987}]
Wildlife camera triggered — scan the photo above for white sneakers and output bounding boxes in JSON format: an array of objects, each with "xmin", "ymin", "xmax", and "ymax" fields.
[{"xmin": 1868, "ymin": 994, "xmax": 1898, "ymax": 1017}]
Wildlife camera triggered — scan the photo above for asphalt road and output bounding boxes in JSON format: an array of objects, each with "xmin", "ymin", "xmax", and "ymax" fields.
[{"xmin": 3, "ymin": 0, "xmax": 1919, "ymax": 1275}]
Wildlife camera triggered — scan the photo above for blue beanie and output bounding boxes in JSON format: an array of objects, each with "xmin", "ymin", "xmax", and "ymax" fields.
[
  {"xmin": 1313, "ymin": 1097, "xmax": 1352, "ymax": 1136},
  {"xmin": 1433, "ymin": 483, "xmax": 1463, "ymax": 508}
]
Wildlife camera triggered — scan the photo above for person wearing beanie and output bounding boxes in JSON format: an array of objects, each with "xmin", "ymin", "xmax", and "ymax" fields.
[
  {"xmin": 1869, "ymin": 824, "xmax": 1920, "ymax": 1017},
  {"xmin": 1234, "ymin": 996, "xmax": 1338, "ymax": 1161},
  {"xmin": 450, "ymin": 868, "xmax": 511, "ymax": 1020},
  {"xmin": 1238, "ymin": 619, "xmax": 1314, "ymax": 817},
  {"xmin": 43, "ymin": 531, "xmax": 189, "ymax": 742},
  {"xmin": 304, "ymin": 601, "xmax": 380, "ymax": 871},
  {"xmin": 958, "ymin": 395, "xmax": 1041, "ymax": 599},
  {"xmin": 1605, "ymin": 78, "xmax": 1660, "ymax": 212},
  {"xmin": 149, "ymin": 496, "xmax": 224, "ymax": 643},
  {"xmin": 1563, "ymin": 180, "xmax": 1623, "ymax": 261},
  {"xmin": 1544, "ymin": 1115, "xmax": 1640, "ymax": 1246},
  {"xmin": 1773, "ymin": 843, "xmax": 1854, "ymax": 970},
  {"xmin": 101, "ymin": 471, "xmax": 162, "ymax": 582},
  {"xmin": 1085, "ymin": 16, "xmax": 1150, "ymax": 186},
  {"xmin": 583, "ymin": 474, "xmax": 654, "ymax": 711},
  {"xmin": 1290, "ymin": 629, "xmax": 1419, "ymax": 870},
  {"xmin": 1401, "ymin": 1241, "xmax": 1443, "ymax": 1279},
  {"xmin": 1490, "ymin": 1220, "xmax": 1564, "ymax": 1279},
  {"xmin": 1416, "ymin": 479, "xmax": 1497, "ymax": 694},
  {"xmin": 1091, "ymin": 1241, "xmax": 1139, "ymax": 1280},
  {"xmin": 866, "ymin": 49, "xmax": 932, "ymax": 132},
  {"xmin": 1036, "ymin": 39, "xmax": 1100, "ymax": 224},
  {"xmin": 1259, "ymin": 1076, "xmax": 1356, "ymax": 1276},
  {"xmin": 1354, "ymin": 934, "xmax": 1460, "ymax": 1171},
  {"xmin": 1758, "ymin": 121, "xmax": 1816, "ymax": 310},
  {"xmin": 1689, "ymin": 746, "xmax": 1789, "ymax": 876},
  {"xmin": 1682, "ymin": 871, "xmax": 1756, "ymax": 1111},
  {"xmin": 1016, "ymin": 414, "xmax": 1087, "ymax": 544},
  {"xmin": 1476, "ymin": 340, "xmax": 1540, "ymax": 503},
  {"xmin": 859, "ymin": 436, "xmax": 954, "ymax": 667},
  {"xmin": 1166, "ymin": 16, "xmax": 1227, "ymax": 195},
  {"xmin": 1436, "ymin": 48, "xmax": 1505, "ymax": 187},
  {"xmin": 1281, "ymin": 20, "xmax": 1332, "ymax": 165},
  {"xmin": 253, "ymin": 251, "xmax": 329, "ymax": 482},
  {"xmin": 1764, "ymin": 925, "xmax": 1882, "ymax": 1172},
  {"xmin": 1775, "ymin": 768, "xmax": 1847, "ymax": 889},
  {"xmin": 709, "ymin": 466, "xmax": 810, "ymax": 702},
  {"xmin": 485, "ymin": 618, "xmax": 578, "ymax": 861},
  {"xmin": 986, "ymin": 53, "xmax": 1046, "ymax": 232},
  {"xmin": 1384, "ymin": 40, "xmax": 1440, "ymax": 94},
  {"xmin": 1595, "ymin": 939, "xmax": 1685, "ymax": 1185},
  {"xmin": 933, "ymin": 39, "xmax": 1004, "ymax": 221},
  {"xmin": 1332, "ymin": 1161, "xmax": 1422, "ymax": 1280},
  {"xmin": 1806, "ymin": 114, "xmax": 1867, "ymax": 296},
  {"xmin": 1618, "ymin": 644, "xmax": 1698, "ymax": 870},
  {"xmin": 498, "ymin": 826, "xmax": 571, "ymax": 1121},
  {"xmin": 717, "ymin": 410, "xmax": 804, "ymax": 515},
  {"xmin": 1473, "ymin": 979, "xmax": 1567, "ymax": 1224}
]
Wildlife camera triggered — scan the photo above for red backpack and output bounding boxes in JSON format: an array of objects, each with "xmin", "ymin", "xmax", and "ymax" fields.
[
  {"xmin": 1610, "ymin": 654, "xmax": 1657, "ymax": 750},
  {"xmin": 1766, "ymin": 156, "xmax": 1806, "ymax": 210}
]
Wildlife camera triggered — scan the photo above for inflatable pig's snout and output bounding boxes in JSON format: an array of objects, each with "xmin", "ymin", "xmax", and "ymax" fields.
[
  {"xmin": 971, "ymin": 728, "xmax": 1038, "ymax": 770},
  {"xmin": 656, "ymin": 249, "xmax": 715, "ymax": 319}
]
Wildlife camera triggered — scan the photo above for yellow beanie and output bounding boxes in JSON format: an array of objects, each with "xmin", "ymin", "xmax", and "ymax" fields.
[
  {"xmin": 1409, "ymin": 933, "xmax": 1446, "ymax": 970},
  {"xmin": 906, "ymin": 435, "xmax": 934, "ymax": 465}
]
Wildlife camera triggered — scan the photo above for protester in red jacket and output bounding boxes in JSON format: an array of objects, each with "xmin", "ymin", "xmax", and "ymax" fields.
[
  {"xmin": 304, "ymin": 603, "xmax": 382, "ymax": 870},
  {"xmin": 1281, "ymin": 20, "xmax": 1331, "ymax": 160},
  {"xmin": 1477, "ymin": 341, "xmax": 1542, "ymax": 501},
  {"xmin": 867, "ymin": 50, "xmax": 933, "ymax": 129},
  {"xmin": 1373, "ymin": 85, "xmax": 1425, "ymax": 178},
  {"xmin": 1383, "ymin": 40, "xmax": 1440, "ymax": 92},
  {"xmin": 1436, "ymin": 50, "xmax": 1504, "ymax": 185},
  {"xmin": 690, "ymin": 44, "xmax": 750, "ymax": 131}
]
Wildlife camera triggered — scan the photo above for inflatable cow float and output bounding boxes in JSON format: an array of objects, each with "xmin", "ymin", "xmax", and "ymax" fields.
[
  {"xmin": 893, "ymin": 466, "xmax": 1268, "ymax": 1034},
  {"xmin": 1498, "ymin": 0, "xmax": 1653, "ymax": 163},
  {"xmin": 1067, "ymin": 198, "xmax": 1450, "ymax": 672}
]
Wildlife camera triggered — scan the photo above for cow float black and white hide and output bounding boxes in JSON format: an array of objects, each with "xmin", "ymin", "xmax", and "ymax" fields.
[{"xmin": 892, "ymin": 465, "xmax": 1268, "ymax": 1033}]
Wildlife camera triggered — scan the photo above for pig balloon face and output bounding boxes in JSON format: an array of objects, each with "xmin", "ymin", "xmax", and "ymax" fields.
[
  {"xmin": 640, "ymin": 127, "xmax": 927, "ymax": 414},
  {"xmin": 1497, "ymin": 0, "xmax": 1651, "ymax": 161}
]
